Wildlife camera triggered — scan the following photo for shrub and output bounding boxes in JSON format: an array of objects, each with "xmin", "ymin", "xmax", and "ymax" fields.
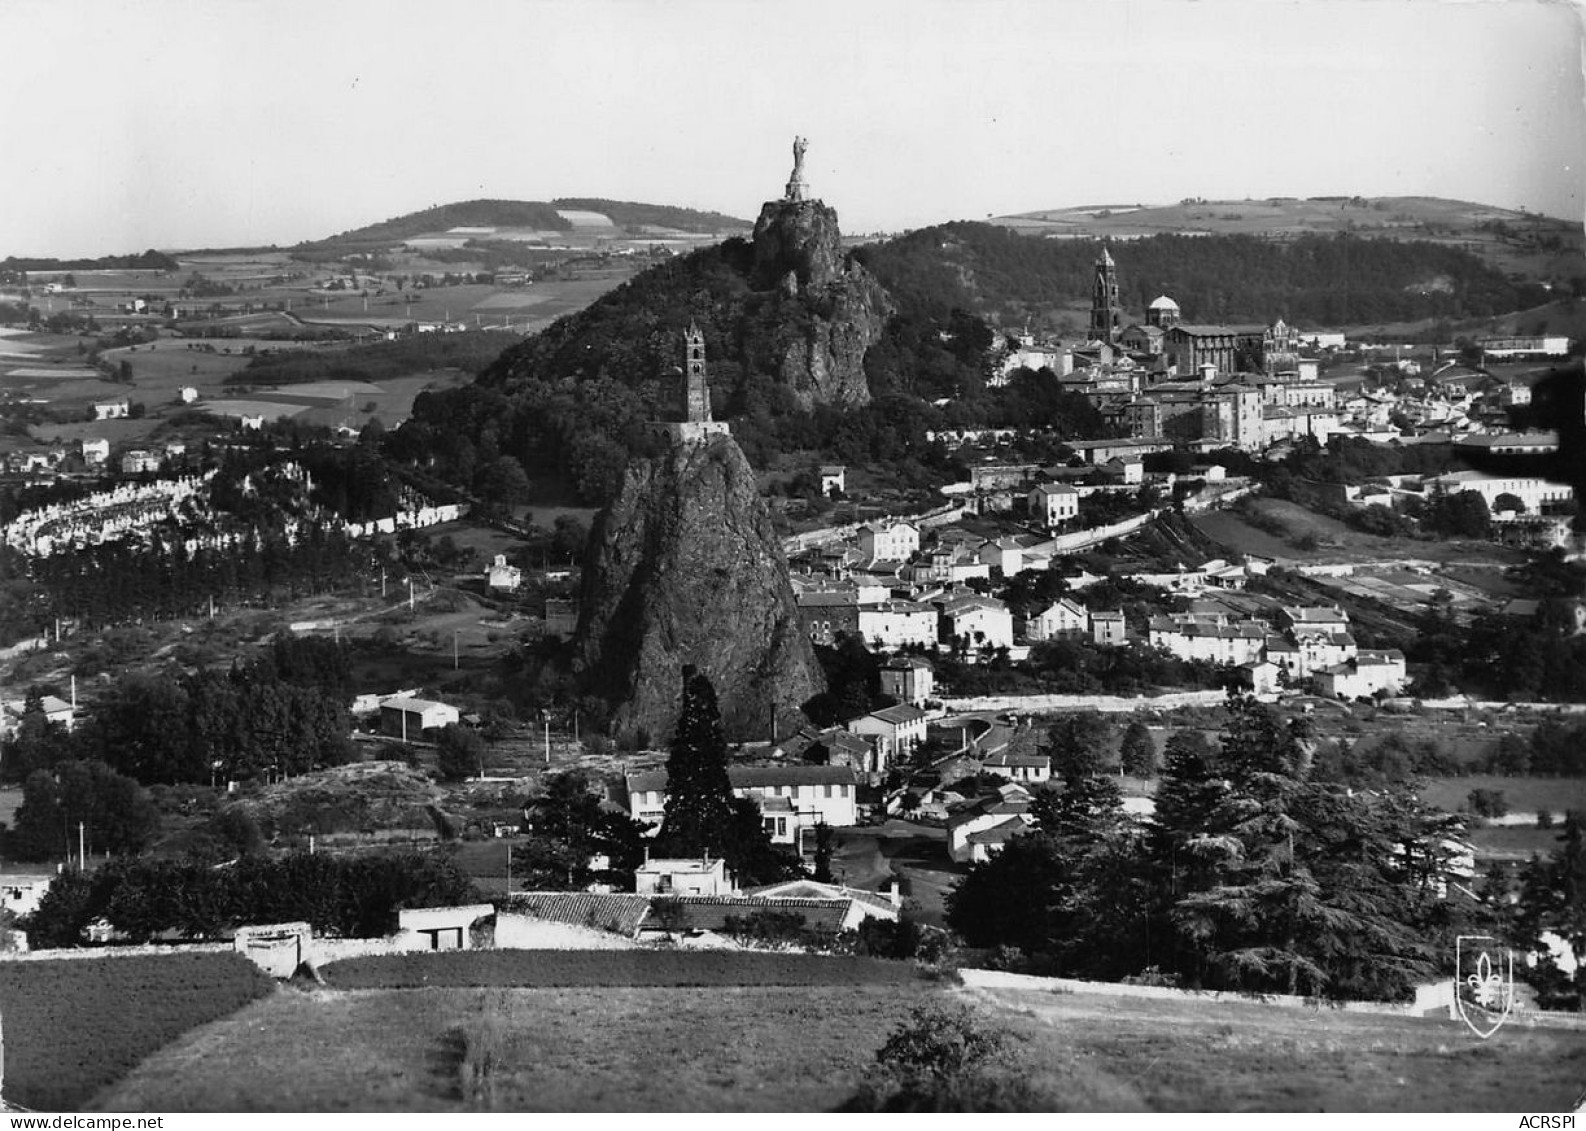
[
  {"xmin": 456, "ymin": 990, "xmax": 511, "ymax": 1110},
  {"xmin": 844, "ymin": 1003, "xmax": 1056, "ymax": 1112},
  {"xmin": 1466, "ymin": 788, "xmax": 1509, "ymax": 819},
  {"xmin": 1537, "ymin": 809, "xmax": 1554, "ymax": 829}
]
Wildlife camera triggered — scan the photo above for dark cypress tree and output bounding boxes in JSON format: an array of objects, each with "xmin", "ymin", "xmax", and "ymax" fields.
[
  {"xmin": 1164, "ymin": 693, "xmax": 1444, "ymax": 1001},
  {"xmin": 1514, "ymin": 811, "xmax": 1586, "ymax": 1009},
  {"xmin": 1147, "ymin": 727, "xmax": 1230, "ymax": 977},
  {"xmin": 1119, "ymin": 720, "xmax": 1156, "ymax": 778},
  {"xmin": 655, "ymin": 666, "xmax": 739, "ymax": 859}
]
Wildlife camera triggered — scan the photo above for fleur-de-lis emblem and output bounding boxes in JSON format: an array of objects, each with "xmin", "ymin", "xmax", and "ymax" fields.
[
  {"xmin": 1455, "ymin": 936, "xmax": 1514, "ymax": 1039},
  {"xmin": 1465, "ymin": 952, "xmax": 1505, "ymax": 1008}
]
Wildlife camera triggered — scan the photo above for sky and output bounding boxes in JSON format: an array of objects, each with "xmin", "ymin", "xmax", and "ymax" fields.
[{"xmin": 2, "ymin": 0, "xmax": 1583, "ymax": 257}]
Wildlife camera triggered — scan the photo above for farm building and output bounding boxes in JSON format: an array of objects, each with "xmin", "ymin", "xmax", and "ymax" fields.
[
  {"xmin": 120, "ymin": 449, "xmax": 160, "ymax": 475},
  {"xmin": 380, "ymin": 696, "xmax": 461, "ymax": 739},
  {"xmin": 0, "ymin": 694, "xmax": 76, "ymax": 740},
  {"xmin": 1028, "ymin": 482, "xmax": 1080, "ymax": 526},
  {"xmin": 233, "ymin": 922, "xmax": 313, "ymax": 978},
  {"xmin": 0, "ymin": 874, "xmax": 55, "ymax": 919},
  {"xmin": 625, "ymin": 765, "xmax": 859, "ymax": 849},
  {"xmin": 979, "ymin": 750, "xmax": 1051, "ymax": 785},
  {"xmin": 942, "ymin": 595, "xmax": 1015, "ymax": 650},
  {"xmin": 487, "ymin": 554, "xmax": 522, "ymax": 592},
  {"xmin": 879, "ymin": 656, "xmax": 934, "ymax": 706},
  {"xmin": 1026, "ymin": 598, "xmax": 1089, "ymax": 642},
  {"xmin": 947, "ymin": 783, "xmax": 1036, "ymax": 864},
  {"xmin": 501, "ymin": 885, "xmax": 898, "ymax": 948},
  {"xmin": 634, "ymin": 855, "xmax": 734, "ymax": 896},
  {"xmin": 1315, "ymin": 649, "xmax": 1408, "ymax": 701},
  {"xmin": 1090, "ymin": 610, "xmax": 1127, "ymax": 646},
  {"xmin": 93, "ymin": 399, "xmax": 130, "ymax": 421},
  {"xmin": 396, "ymin": 905, "xmax": 496, "ymax": 951},
  {"xmin": 846, "ymin": 703, "xmax": 928, "ymax": 769}
]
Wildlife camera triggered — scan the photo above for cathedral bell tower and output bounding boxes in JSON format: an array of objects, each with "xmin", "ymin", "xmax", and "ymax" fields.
[{"xmin": 1089, "ymin": 245, "xmax": 1122, "ymax": 345}]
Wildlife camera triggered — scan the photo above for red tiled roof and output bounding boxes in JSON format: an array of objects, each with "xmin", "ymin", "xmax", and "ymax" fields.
[
  {"xmin": 504, "ymin": 892, "xmax": 651, "ymax": 937},
  {"xmin": 646, "ymin": 896, "xmax": 855, "ymax": 935}
]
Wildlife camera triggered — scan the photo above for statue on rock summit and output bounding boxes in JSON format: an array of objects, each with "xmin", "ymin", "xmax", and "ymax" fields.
[{"xmin": 785, "ymin": 136, "xmax": 808, "ymax": 202}]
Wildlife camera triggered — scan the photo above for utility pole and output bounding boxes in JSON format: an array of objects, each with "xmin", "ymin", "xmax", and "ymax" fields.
[
  {"xmin": 543, "ymin": 713, "xmax": 551, "ymax": 766},
  {"xmin": 78, "ymin": 822, "xmax": 85, "ymax": 871},
  {"xmin": 505, "ymin": 843, "xmax": 512, "ymax": 896},
  {"xmin": 408, "ymin": 578, "xmax": 415, "ymax": 613},
  {"xmin": 453, "ymin": 630, "xmax": 459, "ymax": 670}
]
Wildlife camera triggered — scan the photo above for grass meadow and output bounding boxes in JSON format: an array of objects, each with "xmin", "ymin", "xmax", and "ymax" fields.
[
  {"xmin": 86, "ymin": 972, "xmax": 1586, "ymax": 1113},
  {"xmin": 1192, "ymin": 498, "xmax": 1526, "ymax": 568},
  {"xmin": 1419, "ymin": 775, "xmax": 1586, "ymax": 818}
]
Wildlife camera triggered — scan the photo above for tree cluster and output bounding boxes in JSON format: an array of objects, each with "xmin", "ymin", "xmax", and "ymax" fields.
[
  {"xmin": 1506, "ymin": 814, "xmax": 1586, "ymax": 1010},
  {"xmin": 23, "ymin": 851, "xmax": 478, "ymax": 947},
  {"xmin": 1, "ymin": 521, "xmax": 387, "ymax": 648},
  {"xmin": 948, "ymin": 693, "xmax": 1463, "ymax": 1002},
  {"xmin": 513, "ymin": 770, "xmax": 647, "ymax": 891},
  {"xmin": 7, "ymin": 759, "xmax": 160, "ymax": 862},
  {"xmin": 1411, "ymin": 601, "xmax": 1586, "ymax": 701},
  {"xmin": 856, "ymin": 224, "xmax": 1534, "ymax": 329},
  {"xmin": 230, "ymin": 330, "xmax": 521, "ymax": 388},
  {"xmin": 2, "ymin": 664, "xmax": 354, "ymax": 787}
]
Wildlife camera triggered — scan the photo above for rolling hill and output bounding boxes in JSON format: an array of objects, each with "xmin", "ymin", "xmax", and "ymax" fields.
[
  {"xmin": 301, "ymin": 198, "xmax": 752, "ymax": 252},
  {"xmin": 990, "ymin": 195, "xmax": 1583, "ymax": 287}
]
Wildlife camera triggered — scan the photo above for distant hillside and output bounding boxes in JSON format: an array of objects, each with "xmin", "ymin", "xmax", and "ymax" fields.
[
  {"xmin": 1471, "ymin": 295, "xmax": 1586, "ymax": 342},
  {"xmin": 550, "ymin": 198, "xmax": 752, "ymax": 234},
  {"xmin": 389, "ymin": 217, "xmax": 1553, "ymax": 507},
  {"xmin": 301, "ymin": 198, "xmax": 751, "ymax": 252},
  {"xmin": 1, "ymin": 249, "xmax": 180, "ymax": 274},
  {"xmin": 991, "ymin": 195, "xmax": 1584, "ymax": 288},
  {"xmin": 855, "ymin": 221, "xmax": 1541, "ymax": 330},
  {"xmin": 304, "ymin": 200, "xmax": 571, "ymax": 249}
]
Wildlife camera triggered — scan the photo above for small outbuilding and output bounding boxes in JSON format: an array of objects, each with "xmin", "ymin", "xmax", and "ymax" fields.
[{"xmin": 380, "ymin": 696, "xmax": 461, "ymax": 739}]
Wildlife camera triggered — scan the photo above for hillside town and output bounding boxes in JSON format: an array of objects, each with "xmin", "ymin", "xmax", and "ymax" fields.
[{"xmin": 1, "ymin": 66, "xmax": 1584, "ymax": 1110}]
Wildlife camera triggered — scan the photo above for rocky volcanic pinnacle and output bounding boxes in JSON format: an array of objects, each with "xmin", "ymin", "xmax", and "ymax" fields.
[
  {"xmin": 571, "ymin": 432, "xmax": 825, "ymax": 746},
  {"xmin": 750, "ymin": 197, "xmax": 891, "ymax": 410}
]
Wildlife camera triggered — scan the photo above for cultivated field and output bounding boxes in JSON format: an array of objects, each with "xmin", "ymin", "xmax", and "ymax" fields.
[
  {"xmin": 0, "ymin": 953, "xmax": 276, "ymax": 1111},
  {"xmin": 2, "ymin": 247, "xmax": 642, "ymax": 457},
  {"xmin": 319, "ymin": 949, "xmax": 924, "ymax": 989}
]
